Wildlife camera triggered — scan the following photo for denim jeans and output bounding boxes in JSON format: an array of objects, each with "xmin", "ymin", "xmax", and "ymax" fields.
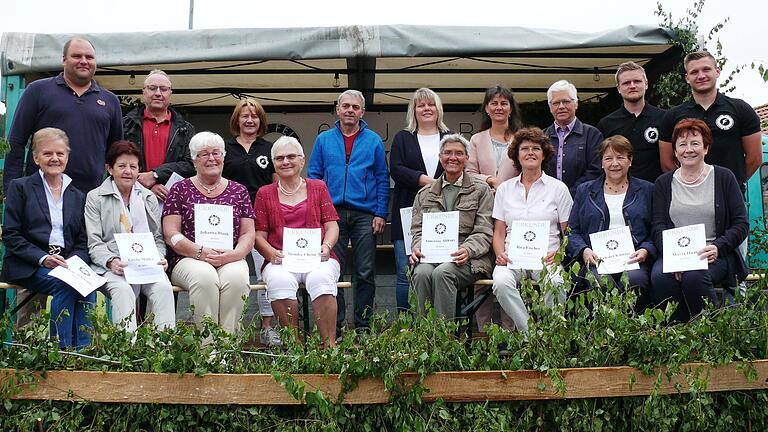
[
  {"xmin": 392, "ymin": 239, "xmax": 411, "ymax": 312},
  {"xmin": 16, "ymin": 267, "xmax": 96, "ymax": 348},
  {"xmin": 334, "ymin": 208, "xmax": 376, "ymax": 329}
]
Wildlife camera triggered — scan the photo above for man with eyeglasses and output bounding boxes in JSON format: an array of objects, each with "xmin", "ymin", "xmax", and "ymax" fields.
[
  {"xmin": 543, "ymin": 80, "xmax": 603, "ymax": 196},
  {"xmin": 4, "ymin": 37, "xmax": 123, "ymax": 328},
  {"xmin": 123, "ymin": 69, "xmax": 196, "ymax": 201},
  {"xmin": 308, "ymin": 89, "xmax": 389, "ymax": 338}
]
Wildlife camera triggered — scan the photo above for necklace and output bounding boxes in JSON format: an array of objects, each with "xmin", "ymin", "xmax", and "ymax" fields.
[
  {"xmin": 278, "ymin": 178, "xmax": 304, "ymax": 196},
  {"xmin": 195, "ymin": 176, "xmax": 222, "ymax": 194},
  {"xmin": 604, "ymin": 180, "xmax": 628, "ymax": 194},
  {"xmin": 680, "ymin": 165, "xmax": 707, "ymax": 185}
]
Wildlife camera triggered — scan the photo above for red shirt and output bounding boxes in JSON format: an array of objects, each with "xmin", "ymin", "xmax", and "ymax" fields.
[
  {"xmin": 142, "ymin": 109, "xmax": 171, "ymax": 171},
  {"xmin": 344, "ymin": 130, "xmax": 360, "ymax": 163}
]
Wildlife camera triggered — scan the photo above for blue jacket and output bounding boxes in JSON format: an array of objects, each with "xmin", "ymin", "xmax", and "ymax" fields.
[
  {"xmin": 308, "ymin": 119, "xmax": 389, "ymax": 218},
  {"xmin": 567, "ymin": 174, "xmax": 657, "ymax": 261},
  {"xmin": 2, "ymin": 173, "xmax": 89, "ymax": 282},
  {"xmin": 544, "ymin": 118, "xmax": 603, "ymax": 196}
]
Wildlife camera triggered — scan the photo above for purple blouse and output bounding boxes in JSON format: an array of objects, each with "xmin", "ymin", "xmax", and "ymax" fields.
[{"xmin": 163, "ymin": 178, "xmax": 255, "ymax": 268}]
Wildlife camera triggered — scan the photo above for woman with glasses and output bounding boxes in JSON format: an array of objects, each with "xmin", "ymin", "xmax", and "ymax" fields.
[
  {"xmin": 162, "ymin": 132, "xmax": 256, "ymax": 334},
  {"xmin": 222, "ymin": 98, "xmax": 281, "ymax": 346},
  {"xmin": 254, "ymin": 137, "xmax": 340, "ymax": 348},
  {"xmin": 389, "ymin": 88, "xmax": 451, "ymax": 312}
]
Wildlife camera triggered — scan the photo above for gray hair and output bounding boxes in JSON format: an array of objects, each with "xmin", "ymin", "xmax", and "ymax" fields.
[
  {"xmin": 189, "ymin": 131, "xmax": 226, "ymax": 160},
  {"xmin": 546, "ymin": 80, "xmax": 578, "ymax": 105},
  {"xmin": 439, "ymin": 133, "xmax": 471, "ymax": 157},
  {"xmin": 337, "ymin": 89, "xmax": 365, "ymax": 109},
  {"xmin": 405, "ymin": 88, "xmax": 449, "ymax": 133},
  {"xmin": 144, "ymin": 69, "xmax": 171, "ymax": 86},
  {"xmin": 32, "ymin": 127, "xmax": 70, "ymax": 153},
  {"xmin": 271, "ymin": 136, "xmax": 305, "ymax": 160}
]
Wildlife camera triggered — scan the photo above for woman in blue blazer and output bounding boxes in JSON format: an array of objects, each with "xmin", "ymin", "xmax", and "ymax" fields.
[
  {"xmin": 389, "ymin": 88, "xmax": 451, "ymax": 311},
  {"xmin": 2, "ymin": 128, "xmax": 95, "ymax": 348},
  {"xmin": 567, "ymin": 135, "xmax": 656, "ymax": 308}
]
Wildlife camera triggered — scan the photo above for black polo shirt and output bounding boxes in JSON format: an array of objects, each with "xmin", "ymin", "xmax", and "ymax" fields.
[
  {"xmin": 222, "ymin": 137, "xmax": 275, "ymax": 205},
  {"xmin": 597, "ymin": 103, "xmax": 667, "ymax": 182},
  {"xmin": 659, "ymin": 92, "xmax": 761, "ymax": 184}
]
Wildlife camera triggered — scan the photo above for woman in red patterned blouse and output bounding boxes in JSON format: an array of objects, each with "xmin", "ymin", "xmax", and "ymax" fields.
[{"xmin": 254, "ymin": 136, "xmax": 341, "ymax": 348}]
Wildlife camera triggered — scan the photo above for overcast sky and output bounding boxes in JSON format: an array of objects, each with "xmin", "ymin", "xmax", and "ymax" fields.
[{"xmin": 1, "ymin": 0, "xmax": 766, "ymax": 116}]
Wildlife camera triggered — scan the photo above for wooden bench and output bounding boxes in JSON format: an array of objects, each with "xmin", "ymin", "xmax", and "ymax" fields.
[{"xmin": 1, "ymin": 281, "xmax": 353, "ymax": 337}]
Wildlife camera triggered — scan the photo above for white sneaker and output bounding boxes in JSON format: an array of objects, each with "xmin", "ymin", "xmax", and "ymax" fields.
[{"xmin": 260, "ymin": 327, "xmax": 282, "ymax": 347}]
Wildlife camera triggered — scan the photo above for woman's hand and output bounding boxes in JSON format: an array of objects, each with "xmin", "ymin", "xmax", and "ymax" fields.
[
  {"xmin": 544, "ymin": 250, "xmax": 557, "ymax": 266},
  {"xmin": 269, "ymin": 250, "xmax": 285, "ymax": 266},
  {"xmin": 107, "ymin": 258, "xmax": 127, "ymax": 275},
  {"xmin": 320, "ymin": 244, "xmax": 332, "ymax": 262},
  {"xmin": 698, "ymin": 245, "xmax": 718, "ymax": 264},
  {"xmin": 43, "ymin": 254, "xmax": 67, "ymax": 269},
  {"xmin": 203, "ymin": 248, "xmax": 236, "ymax": 268},
  {"xmin": 486, "ymin": 176, "xmax": 500, "ymax": 191},
  {"xmin": 627, "ymin": 248, "xmax": 649, "ymax": 264},
  {"xmin": 158, "ymin": 258, "xmax": 168, "ymax": 271},
  {"xmin": 495, "ymin": 251, "xmax": 510, "ymax": 266},
  {"xmin": 582, "ymin": 248, "xmax": 600, "ymax": 266}
]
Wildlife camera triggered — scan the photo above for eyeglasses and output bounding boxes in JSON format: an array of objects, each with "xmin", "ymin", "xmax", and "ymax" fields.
[
  {"xmin": 196, "ymin": 151, "xmax": 223, "ymax": 160},
  {"xmin": 144, "ymin": 85, "xmax": 172, "ymax": 93},
  {"xmin": 274, "ymin": 154, "xmax": 303, "ymax": 163},
  {"xmin": 441, "ymin": 150, "xmax": 466, "ymax": 158},
  {"xmin": 549, "ymin": 99, "xmax": 574, "ymax": 107},
  {"xmin": 519, "ymin": 146, "xmax": 543, "ymax": 154}
]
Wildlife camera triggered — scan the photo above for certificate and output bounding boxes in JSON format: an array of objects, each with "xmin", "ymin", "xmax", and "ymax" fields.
[
  {"xmin": 507, "ymin": 220, "xmax": 548, "ymax": 270},
  {"xmin": 194, "ymin": 204, "xmax": 234, "ymax": 250},
  {"xmin": 662, "ymin": 224, "xmax": 708, "ymax": 273},
  {"xmin": 421, "ymin": 211, "xmax": 459, "ymax": 263},
  {"xmin": 400, "ymin": 207, "xmax": 413, "ymax": 255},
  {"xmin": 164, "ymin": 172, "xmax": 184, "ymax": 191},
  {"xmin": 282, "ymin": 228, "xmax": 321, "ymax": 273},
  {"xmin": 589, "ymin": 226, "xmax": 640, "ymax": 275},
  {"xmin": 114, "ymin": 232, "xmax": 166, "ymax": 284},
  {"xmin": 49, "ymin": 255, "xmax": 107, "ymax": 297}
]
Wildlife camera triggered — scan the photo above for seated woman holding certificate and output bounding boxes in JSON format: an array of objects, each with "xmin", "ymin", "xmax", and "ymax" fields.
[
  {"xmin": 254, "ymin": 136, "xmax": 340, "ymax": 348},
  {"xmin": 567, "ymin": 135, "xmax": 655, "ymax": 305},
  {"xmin": 490, "ymin": 128, "xmax": 572, "ymax": 333},
  {"xmin": 85, "ymin": 141, "xmax": 175, "ymax": 332},
  {"xmin": 410, "ymin": 134, "xmax": 494, "ymax": 319},
  {"xmin": 650, "ymin": 119, "xmax": 748, "ymax": 322},
  {"xmin": 162, "ymin": 132, "xmax": 256, "ymax": 334},
  {"xmin": 1, "ymin": 128, "xmax": 94, "ymax": 348}
]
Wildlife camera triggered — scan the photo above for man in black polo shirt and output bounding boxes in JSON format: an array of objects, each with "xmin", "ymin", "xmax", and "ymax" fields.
[
  {"xmin": 659, "ymin": 51, "xmax": 762, "ymax": 188},
  {"xmin": 598, "ymin": 62, "xmax": 666, "ymax": 183}
]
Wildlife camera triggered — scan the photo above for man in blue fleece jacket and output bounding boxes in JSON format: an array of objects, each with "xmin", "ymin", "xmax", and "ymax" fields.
[{"xmin": 308, "ymin": 90, "xmax": 389, "ymax": 335}]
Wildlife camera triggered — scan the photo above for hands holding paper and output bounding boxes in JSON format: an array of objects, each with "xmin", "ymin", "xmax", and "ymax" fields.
[
  {"xmin": 627, "ymin": 248, "xmax": 649, "ymax": 265},
  {"xmin": 42, "ymin": 254, "xmax": 68, "ymax": 269},
  {"xmin": 410, "ymin": 246, "xmax": 469, "ymax": 266},
  {"xmin": 109, "ymin": 257, "xmax": 168, "ymax": 275},
  {"xmin": 673, "ymin": 245, "xmax": 718, "ymax": 282},
  {"xmin": 203, "ymin": 248, "xmax": 240, "ymax": 267}
]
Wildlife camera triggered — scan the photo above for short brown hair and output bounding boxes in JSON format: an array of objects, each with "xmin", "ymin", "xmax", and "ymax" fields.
[
  {"xmin": 684, "ymin": 51, "xmax": 717, "ymax": 70},
  {"xmin": 106, "ymin": 141, "xmax": 142, "ymax": 167},
  {"xmin": 614, "ymin": 61, "xmax": 647, "ymax": 85},
  {"xmin": 671, "ymin": 118, "xmax": 712, "ymax": 150},
  {"xmin": 229, "ymin": 98, "xmax": 268, "ymax": 138},
  {"xmin": 600, "ymin": 135, "xmax": 633, "ymax": 159},
  {"xmin": 507, "ymin": 127, "xmax": 554, "ymax": 172}
]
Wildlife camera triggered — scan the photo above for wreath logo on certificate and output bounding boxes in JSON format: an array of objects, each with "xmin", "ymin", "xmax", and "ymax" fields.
[
  {"xmin": 296, "ymin": 238, "xmax": 308, "ymax": 249},
  {"xmin": 644, "ymin": 127, "xmax": 659, "ymax": 143},
  {"xmin": 677, "ymin": 236, "xmax": 691, "ymax": 248},
  {"xmin": 208, "ymin": 215, "xmax": 221, "ymax": 226},
  {"xmin": 78, "ymin": 266, "xmax": 91, "ymax": 277},
  {"xmin": 256, "ymin": 155, "xmax": 269, "ymax": 169},
  {"xmin": 715, "ymin": 114, "xmax": 734, "ymax": 130},
  {"xmin": 131, "ymin": 243, "xmax": 144, "ymax": 253},
  {"xmin": 606, "ymin": 239, "xmax": 619, "ymax": 250},
  {"xmin": 435, "ymin": 223, "xmax": 447, "ymax": 234},
  {"xmin": 523, "ymin": 231, "xmax": 536, "ymax": 242}
]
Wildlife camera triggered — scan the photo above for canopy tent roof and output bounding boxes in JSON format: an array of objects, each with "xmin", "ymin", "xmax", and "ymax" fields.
[{"xmin": 1, "ymin": 24, "xmax": 677, "ymax": 110}]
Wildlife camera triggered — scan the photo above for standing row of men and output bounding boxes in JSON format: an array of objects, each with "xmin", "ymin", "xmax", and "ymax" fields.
[{"xmin": 2, "ymin": 36, "xmax": 762, "ymax": 334}]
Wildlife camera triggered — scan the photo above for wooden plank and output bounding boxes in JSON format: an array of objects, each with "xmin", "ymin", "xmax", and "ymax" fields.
[{"xmin": 3, "ymin": 360, "xmax": 768, "ymax": 405}]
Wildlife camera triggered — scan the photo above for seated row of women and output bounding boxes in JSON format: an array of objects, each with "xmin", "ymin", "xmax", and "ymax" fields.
[
  {"xmin": 2, "ymin": 128, "xmax": 340, "ymax": 348},
  {"xmin": 410, "ymin": 118, "xmax": 748, "ymax": 331}
]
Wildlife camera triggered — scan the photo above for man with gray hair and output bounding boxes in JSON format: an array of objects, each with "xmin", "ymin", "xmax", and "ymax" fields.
[
  {"xmin": 308, "ymin": 90, "xmax": 389, "ymax": 337},
  {"xmin": 123, "ymin": 69, "xmax": 196, "ymax": 201},
  {"xmin": 543, "ymin": 80, "xmax": 603, "ymax": 195},
  {"xmin": 409, "ymin": 134, "xmax": 494, "ymax": 319},
  {"xmin": 597, "ymin": 62, "xmax": 666, "ymax": 183}
]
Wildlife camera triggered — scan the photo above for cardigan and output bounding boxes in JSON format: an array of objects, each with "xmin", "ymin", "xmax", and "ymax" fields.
[
  {"xmin": 652, "ymin": 165, "xmax": 748, "ymax": 284},
  {"xmin": 466, "ymin": 129, "xmax": 519, "ymax": 183},
  {"xmin": 254, "ymin": 178, "xmax": 340, "ymax": 268}
]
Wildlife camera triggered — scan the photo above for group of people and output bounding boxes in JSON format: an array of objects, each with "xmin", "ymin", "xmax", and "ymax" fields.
[{"xmin": 0, "ymin": 37, "xmax": 761, "ymax": 349}]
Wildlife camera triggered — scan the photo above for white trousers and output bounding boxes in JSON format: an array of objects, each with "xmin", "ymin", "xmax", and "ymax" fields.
[
  {"xmin": 262, "ymin": 260, "xmax": 340, "ymax": 301},
  {"xmin": 104, "ymin": 271, "xmax": 176, "ymax": 332},
  {"xmin": 491, "ymin": 265, "xmax": 566, "ymax": 333}
]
